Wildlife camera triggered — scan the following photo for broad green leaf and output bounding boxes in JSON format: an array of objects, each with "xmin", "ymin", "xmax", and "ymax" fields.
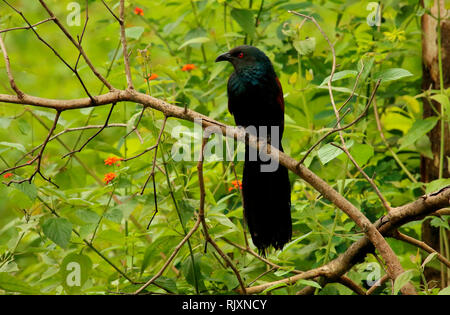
[
  {"xmin": 178, "ymin": 37, "xmax": 210, "ymax": 50},
  {"xmin": 293, "ymin": 37, "xmax": 316, "ymax": 56},
  {"xmin": 104, "ymin": 207, "xmax": 123, "ymax": 223},
  {"xmin": 154, "ymin": 277, "xmax": 178, "ymax": 293},
  {"xmin": 230, "ymin": 8, "xmax": 255, "ymax": 38},
  {"xmin": 125, "ymin": 26, "xmax": 145, "ymax": 40},
  {"xmin": 297, "ymin": 279, "xmax": 322, "ymax": 289},
  {"xmin": 208, "ymin": 62, "xmax": 227, "ymax": 84},
  {"xmin": 15, "ymin": 182, "xmax": 37, "ymax": 201},
  {"xmin": 373, "ymin": 68, "xmax": 413, "ymax": 82},
  {"xmin": 0, "ymin": 272, "xmax": 40, "ymax": 294},
  {"xmin": 320, "ymin": 70, "xmax": 358, "ymax": 86},
  {"xmin": 421, "ymin": 252, "xmax": 437, "ymax": 269},
  {"xmin": 262, "ymin": 282, "xmax": 287, "ymax": 293},
  {"xmin": 42, "ymin": 217, "xmax": 72, "ymax": 249},
  {"xmin": 318, "ymin": 140, "xmax": 354, "ymax": 165},
  {"xmin": 349, "ymin": 143, "xmax": 374, "ymax": 165},
  {"xmin": 398, "ymin": 117, "xmax": 438, "ymax": 150},
  {"xmin": 425, "ymin": 178, "xmax": 450, "ymax": 194},
  {"xmin": 431, "ymin": 94, "xmax": 450, "ymax": 119},
  {"xmin": 393, "ymin": 270, "xmax": 415, "ymax": 295},
  {"xmin": 75, "ymin": 209, "xmax": 100, "ymax": 224},
  {"xmin": 438, "ymin": 286, "xmax": 450, "ymax": 295},
  {"xmin": 0, "ymin": 141, "xmax": 26, "ymax": 153}
]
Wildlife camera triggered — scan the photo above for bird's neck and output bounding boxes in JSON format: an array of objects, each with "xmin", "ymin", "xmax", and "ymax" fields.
[{"xmin": 234, "ymin": 64, "xmax": 272, "ymax": 85}]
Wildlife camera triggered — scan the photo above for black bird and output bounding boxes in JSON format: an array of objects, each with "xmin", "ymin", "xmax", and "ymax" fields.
[{"xmin": 216, "ymin": 45, "xmax": 292, "ymax": 255}]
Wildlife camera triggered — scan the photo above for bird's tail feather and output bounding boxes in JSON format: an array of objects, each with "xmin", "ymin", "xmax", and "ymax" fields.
[{"xmin": 242, "ymin": 150, "xmax": 292, "ymax": 256}]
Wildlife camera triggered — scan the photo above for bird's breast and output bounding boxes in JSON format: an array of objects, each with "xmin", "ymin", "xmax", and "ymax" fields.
[{"xmin": 227, "ymin": 72, "xmax": 284, "ymax": 130}]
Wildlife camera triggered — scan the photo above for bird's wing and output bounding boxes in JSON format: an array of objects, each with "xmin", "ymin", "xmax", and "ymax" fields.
[{"xmin": 275, "ymin": 77, "xmax": 285, "ymax": 113}]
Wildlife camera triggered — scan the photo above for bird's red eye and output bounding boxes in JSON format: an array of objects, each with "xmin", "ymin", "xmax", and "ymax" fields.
[{"xmin": 238, "ymin": 52, "xmax": 244, "ymax": 59}]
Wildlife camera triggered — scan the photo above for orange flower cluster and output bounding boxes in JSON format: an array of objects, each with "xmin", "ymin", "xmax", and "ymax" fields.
[
  {"xmin": 134, "ymin": 7, "xmax": 144, "ymax": 16},
  {"xmin": 146, "ymin": 73, "xmax": 158, "ymax": 81},
  {"xmin": 181, "ymin": 64, "xmax": 196, "ymax": 72},
  {"xmin": 228, "ymin": 180, "xmax": 242, "ymax": 192},
  {"xmin": 103, "ymin": 172, "xmax": 117, "ymax": 185},
  {"xmin": 3, "ymin": 173, "xmax": 13, "ymax": 179},
  {"xmin": 104, "ymin": 156, "xmax": 123, "ymax": 166}
]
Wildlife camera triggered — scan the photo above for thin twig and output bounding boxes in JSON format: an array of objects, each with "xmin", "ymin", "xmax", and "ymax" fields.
[
  {"xmin": 0, "ymin": 29, "xmax": 23, "ymax": 97},
  {"xmin": 0, "ymin": 17, "xmax": 54, "ymax": 34},
  {"xmin": 119, "ymin": 0, "xmax": 134, "ymax": 90},
  {"xmin": 62, "ymin": 103, "xmax": 116, "ymax": 158}
]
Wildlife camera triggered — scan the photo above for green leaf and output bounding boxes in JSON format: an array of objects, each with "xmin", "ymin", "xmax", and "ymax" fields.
[
  {"xmin": 0, "ymin": 141, "xmax": 26, "ymax": 153},
  {"xmin": 421, "ymin": 252, "xmax": 437, "ymax": 269},
  {"xmin": 178, "ymin": 37, "xmax": 210, "ymax": 50},
  {"xmin": 125, "ymin": 26, "xmax": 145, "ymax": 40},
  {"xmin": 262, "ymin": 282, "xmax": 287, "ymax": 293},
  {"xmin": 208, "ymin": 62, "xmax": 227, "ymax": 84},
  {"xmin": 320, "ymin": 70, "xmax": 358, "ymax": 86},
  {"xmin": 230, "ymin": 8, "xmax": 255, "ymax": 38},
  {"xmin": 297, "ymin": 279, "xmax": 322, "ymax": 289},
  {"xmin": 181, "ymin": 254, "xmax": 206, "ymax": 292},
  {"xmin": 104, "ymin": 207, "xmax": 123, "ymax": 223},
  {"xmin": 293, "ymin": 37, "xmax": 316, "ymax": 56},
  {"xmin": 14, "ymin": 182, "xmax": 37, "ymax": 201},
  {"xmin": 42, "ymin": 217, "xmax": 72, "ymax": 249},
  {"xmin": 373, "ymin": 68, "xmax": 413, "ymax": 82},
  {"xmin": 438, "ymin": 286, "xmax": 450, "ymax": 295},
  {"xmin": 154, "ymin": 277, "xmax": 178, "ymax": 293},
  {"xmin": 0, "ymin": 272, "xmax": 40, "ymax": 294},
  {"xmin": 349, "ymin": 143, "xmax": 374, "ymax": 165},
  {"xmin": 393, "ymin": 270, "xmax": 415, "ymax": 295},
  {"xmin": 75, "ymin": 209, "xmax": 100, "ymax": 224},
  {"xmin": 398, "ymin": 117, "xmax": 438, "ymax": 150},
  {"xmin": 431, "ymin": 94, "xmax": 450, "ymax": 119},
  {"xmin": 425, "ymin": 178, "xmax": 450, "ymax": 194},
  {"xmin": 318, "ymin": 140, "xmax": 354, "ymax": 165}
]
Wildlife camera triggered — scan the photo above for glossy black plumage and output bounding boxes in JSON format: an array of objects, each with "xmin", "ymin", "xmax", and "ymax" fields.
[{"xmin": 216, "ymin": 45, "xmax": 292, "ymax": 255}]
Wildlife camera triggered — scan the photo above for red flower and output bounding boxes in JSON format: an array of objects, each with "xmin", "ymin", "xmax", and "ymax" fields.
[
  {"xmin": 181, "ymin": 64, "xmax": 196, "ymax": 72},
  {"xmin": 228, "ymin": 180, "xmax": 242, "ymax": 192},
  {"xmin": 103, "ymin": 172, "xmax": 117, "ymax": 185},
  {"xmin": 3, "ymin": 173, "xmax": 13, "ymax": 179},
  {"xmin": 134, "ymin": 7, "xmax": 144, "ymax": 16},
  {"xmin": 104, "ymin": 156, "xmax": 123, "ymax": 166},
  {"xmin": 146, "ymin": 73, "xmax": 158, "ymax": 81}
]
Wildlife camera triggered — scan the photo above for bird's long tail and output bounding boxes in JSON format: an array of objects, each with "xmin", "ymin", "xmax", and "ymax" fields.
[{"xmin": 242, "ymin": 144, "xmax": 292, "ymax": 256}]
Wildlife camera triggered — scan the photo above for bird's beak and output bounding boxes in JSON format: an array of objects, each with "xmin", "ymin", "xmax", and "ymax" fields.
[{"xmin": 215, "ymin": 52, "xmax": 231, "ymax": 62}]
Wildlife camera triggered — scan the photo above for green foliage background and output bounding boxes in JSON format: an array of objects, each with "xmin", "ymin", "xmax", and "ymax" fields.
[{"xmin": 0, "ymin": 0, "xmax": 449, "ymax": 295}]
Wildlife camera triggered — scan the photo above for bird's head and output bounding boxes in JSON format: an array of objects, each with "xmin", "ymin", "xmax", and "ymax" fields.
[{"xmin": 215, "ymin": 45, "xmax": 271, "ymax": 71}]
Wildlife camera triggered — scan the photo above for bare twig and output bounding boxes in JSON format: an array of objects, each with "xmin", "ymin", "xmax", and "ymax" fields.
[
  {"xmin": 197, "ymin": 137, "xmax": 247, "ymax": 294},
  {"xmin": 37, "ymin": 0, "xmax": 114, "ymax": 91},
  {"xmin": 62, "ymin": 103, "xmax": 116, "ymax": 158},
  {"xmin": 139, "ymin": 116, "xmax": 168, "ymax": 194},
  {"xmin": 337, "ymin": 275, "xmax": 366, "ymax": 295},
  {"xmin": 393, "ymin": 231, "xmax": 450, "ymax": 269},
  {"xmin": 119, "ymin": 0, "xmax": 134, "ymax": 90},
  {"xmin": 2, "ymin": 0, "xmax": 95, "ymax": 100},
  {"xmin": 2, "ymin": 111, "xmax": 61, "ymax": 187},
  {"xmin": 0, "ymin": 17, "xmax": 54, "ymax": 34},
  {"xmin": 299, "ymin": 79, "xmax": 380, "ymax": 164},
  {"xmin": 0, "ymin": 35, "xmax": 23, "ymax": 97}
]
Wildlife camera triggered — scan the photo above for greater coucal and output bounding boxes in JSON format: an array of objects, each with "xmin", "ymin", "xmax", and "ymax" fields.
[{"xmin": 216, "ymin": 45, "xmax": 292, "ymax": 255}]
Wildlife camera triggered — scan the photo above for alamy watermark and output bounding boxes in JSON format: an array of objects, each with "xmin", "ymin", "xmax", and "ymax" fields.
[
  {"xmin": 66, "ymin": 2, "xmax": 81, "ymax": 26},
  {"xmin": 171, "ymin": 118, "xmax": 281, "ymax": 172},
  {"xmin": 366, "ymin": 2, "xmax": 382, "ymax": 27}
]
